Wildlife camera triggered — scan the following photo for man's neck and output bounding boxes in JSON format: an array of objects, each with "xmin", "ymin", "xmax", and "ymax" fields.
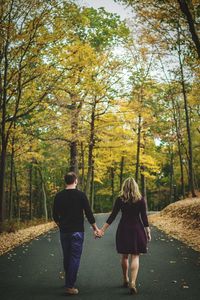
[{"xmin": 66, "ymin": 184, "xmax": 76, "ymax": 190}]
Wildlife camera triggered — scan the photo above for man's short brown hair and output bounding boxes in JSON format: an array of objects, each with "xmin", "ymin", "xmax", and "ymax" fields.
[{"xmin": 64, "ymin": 172, "xmax": 77, "ymax": 185}]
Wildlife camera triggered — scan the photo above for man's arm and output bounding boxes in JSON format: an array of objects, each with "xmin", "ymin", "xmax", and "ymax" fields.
[
  {"xmin": 82, "ymin": 194, "xmax": 100, "ymax": 235},
  {"xmin": 52, "ymin": 195, "xmax": 60, "ymax": 226}
]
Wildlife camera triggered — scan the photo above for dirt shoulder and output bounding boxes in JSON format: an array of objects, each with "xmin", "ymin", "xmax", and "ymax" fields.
[
  {"xmin": 149, "ymin": 197, "xmax": 200, "ymax": 252},
  {"xmin": 0, "ymin": 222, "xmax": 56, "ymax": 255}
]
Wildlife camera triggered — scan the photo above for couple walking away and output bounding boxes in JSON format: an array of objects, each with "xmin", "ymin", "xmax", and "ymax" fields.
[{"xmin": 53, "ymin": 172, "xmax": 151, "ymax": 295}]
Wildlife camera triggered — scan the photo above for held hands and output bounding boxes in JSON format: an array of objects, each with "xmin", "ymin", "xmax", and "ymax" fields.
[
  {"xmin": 94, "ymin": 228, "xmax": 104, "ymax": 239},
  {"xmin": 93, "ymin": 222, "xmax": 109, "ymax": 239}
]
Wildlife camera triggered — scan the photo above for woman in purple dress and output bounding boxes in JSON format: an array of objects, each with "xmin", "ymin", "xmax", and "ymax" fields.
[{"xmin": 100, "ymin": 177, "xmax": 151, "ymax": 294}]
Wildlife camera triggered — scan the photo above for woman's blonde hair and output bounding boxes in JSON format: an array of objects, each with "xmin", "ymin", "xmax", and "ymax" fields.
[{"xmin": 120, "ymin": 177, "xmax": 142, "ymax": 203}]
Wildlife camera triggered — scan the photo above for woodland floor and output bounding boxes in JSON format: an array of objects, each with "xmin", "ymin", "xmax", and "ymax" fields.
[
  {"xmin": 149, "ymin": 197, "xmax": 200, "ymax": 252},
  {"xmin": 0, "ymin": 222, "xmax": 56, "ymax": 255}
]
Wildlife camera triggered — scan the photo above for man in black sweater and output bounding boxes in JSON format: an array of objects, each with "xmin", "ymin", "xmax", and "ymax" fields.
[{"xmin": 53, "ymin": 172, "xmax": 100, "ymax": 295}]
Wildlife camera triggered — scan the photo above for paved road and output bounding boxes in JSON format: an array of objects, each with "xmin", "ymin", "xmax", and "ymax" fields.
[{"xmin": 0, "ymin": 214, "xmax": 199, "ymax": 300}]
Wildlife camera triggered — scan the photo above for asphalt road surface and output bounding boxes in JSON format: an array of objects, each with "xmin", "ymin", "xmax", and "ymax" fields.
[{"xmin": 0, "ymin": 214, "xmax": 199, "ymax": 300}]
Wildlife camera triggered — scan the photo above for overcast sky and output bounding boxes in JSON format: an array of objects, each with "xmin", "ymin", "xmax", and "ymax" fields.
[{"xmin": 78, "ymin": 0, "xmax": 132, "ymax": 19}]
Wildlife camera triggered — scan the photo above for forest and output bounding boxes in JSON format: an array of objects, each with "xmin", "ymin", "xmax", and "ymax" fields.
[{"xmin": 0, "ymin": 0, "xmax": 199, "ymax": 231}]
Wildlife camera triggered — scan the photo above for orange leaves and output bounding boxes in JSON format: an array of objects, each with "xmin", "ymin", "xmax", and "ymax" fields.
[
  {"xmin": 149, "ymin": 197, "xmax": 200, "ymax": 252},
  {"xmin": 0, "ymin": 222, "xmax": 56, "ymax": 255}
]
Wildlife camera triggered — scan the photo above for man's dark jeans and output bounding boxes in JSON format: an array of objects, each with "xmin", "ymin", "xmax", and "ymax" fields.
[{"xmin": 60, "ymin": 232, "xmax": 84, "ymax": 288}]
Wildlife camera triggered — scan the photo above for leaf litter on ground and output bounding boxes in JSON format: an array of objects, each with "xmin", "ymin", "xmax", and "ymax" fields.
[
  {"xmin": 0, "ymin": 222, "xmax": 56, "ymax": 255},
  {"xmin": 149, "ymin": 197, "xmax": 200, "ymax": 252}
]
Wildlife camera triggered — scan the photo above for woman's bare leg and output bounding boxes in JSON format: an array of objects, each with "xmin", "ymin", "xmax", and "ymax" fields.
[
  {"xmin": 130, "ymin": 254, "xmax": 139, "ymax": 286},
  {"xmin": 121, "ymin": 254, "xmax": 129, "ymax": 282}
]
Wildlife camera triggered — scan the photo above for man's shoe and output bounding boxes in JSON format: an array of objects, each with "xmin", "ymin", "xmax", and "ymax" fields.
[{"xmin": 66, "ymin": 287, "xmax": 79, "ymax": 295}]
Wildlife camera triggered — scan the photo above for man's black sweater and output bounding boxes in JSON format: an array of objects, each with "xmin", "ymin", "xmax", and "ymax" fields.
[{"xmin": 53, "ymin": 189, "xmax": 95, "ymax": 233}]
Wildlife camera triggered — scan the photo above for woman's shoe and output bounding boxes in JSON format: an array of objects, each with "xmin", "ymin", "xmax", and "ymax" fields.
[
  {"xmin": 122, "ymin": 280, "xmax": 129, "ymax": 288},
  {"xmin": 129, "ymin": 282, "xmax": 138, "ymax": 294}
]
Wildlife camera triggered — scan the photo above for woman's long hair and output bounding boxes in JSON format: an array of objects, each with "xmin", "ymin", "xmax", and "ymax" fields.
[{"xmin": 120, "ymin": 177, "xmax": 142, "ymax": 203}]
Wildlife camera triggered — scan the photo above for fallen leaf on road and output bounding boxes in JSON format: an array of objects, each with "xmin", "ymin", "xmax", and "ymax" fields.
[
  {"xmin": 59, "ymin": 271, "xmax": 65, "ymax": 279},
  {"xmin": 153, "ymin": 280, "xmax": 158, "ymax": 283},
  {"xmin": 181, "ymin": 284, "xmax": 189, "ymax": 289},
  {"xmin": 170, "ymin": 260, "xmax": 176, "ymax": 264}
]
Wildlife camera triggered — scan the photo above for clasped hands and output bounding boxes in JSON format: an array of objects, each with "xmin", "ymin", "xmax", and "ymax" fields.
[{"xmin": 94, "ymin": 228, "xmax": 104, "ymax": 239}]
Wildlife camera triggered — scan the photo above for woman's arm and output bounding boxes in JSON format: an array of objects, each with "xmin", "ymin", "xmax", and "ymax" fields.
[
  {"xmin": 99, "ymin": 198, "xmax": 121, "ymax": 236},
  {"xmin": 140, "ymin": 198, "xmax": 151, "ymax": 241}
]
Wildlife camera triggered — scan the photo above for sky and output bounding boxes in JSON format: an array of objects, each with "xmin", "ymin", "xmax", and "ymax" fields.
[{"xmin": 78, "ymin": 0, "xmax": 132, "ymax": 20}]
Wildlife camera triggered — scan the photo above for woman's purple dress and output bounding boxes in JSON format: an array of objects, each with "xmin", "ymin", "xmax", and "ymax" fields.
[{"xmin": 106, "ymin": 197, "xmax": 149, "ymax": 254}]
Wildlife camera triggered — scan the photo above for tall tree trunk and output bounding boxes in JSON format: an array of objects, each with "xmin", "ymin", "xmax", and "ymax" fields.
[
  {"xmin": 0, "ymin": 37, "xmax": 9, "ymax": 231},
  {"xmin": 119, "ymin": 156, "xmax": 124, "ymax": 190},
  {"xmin": 38, "ymin": 167, "xmax": 48, "ymax": 221},
  {"xmin": 0, "ymin": 125, "xmax": 7, "ymax": 230},
  {"xmin": 9, "ymin": 136, "xmax": 15, "ymax": 220},
  {"xmin": 111, "ymin": 167, "xmax": 115, "ymax": 204},
  {"xmin": 29, "ymin": 163, "xmax": 33, "ymax": 220},
  {"xmin": 85, "ymin": 103, "xmax": 96, "ymax": 199},
  {"xmin": 79, "ymin": 142, "xmax": 85, "ymax": 190},
  {"xmin": 140, "ymin": 132, "xmax": 147, "ymax": 207},
  {"xmin": 135, "ymin": 114, "xmax": 142, "ymax": 183},
  {"xmin": 177, "ymin": 26, "xmax": 196, "ymax": 197},
  {"xmin": 177, "ymin": 0, "xmax": 200, "ymax": 59},
  {"xmin": 69, "ymin": 96, "xmax": 79, "ymax": 174},
  {"xmin": 70, "ymin": 141, "xmax": 78, "ymax": 174},
  {"xmin": 140, "ymin": 165, "xmax": 147, "ymax": 207},
  {"xmin": 14, "ymin": 163, "xmax": 20, "ymax": 220},
  {"xmin": 177, "ymin": 140, "xmax": 185, "ymax": 198},
  {"xmin": 90, "ymin": 160, "xmax": 94, "ymax": 211},
  {"xmin": 171, "ymin": 97, "xmax": 185, "ymax": 198},
  {"xmin": 41, "ymin": 181, "xmax": 48, "ymax": 221},
  {"xmin": 169, "ymin": 147, "xmax": 174, "ymax": 203}
]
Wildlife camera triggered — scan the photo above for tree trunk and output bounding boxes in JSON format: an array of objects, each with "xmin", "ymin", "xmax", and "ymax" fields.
[
  {"xmin": 135, "ymin": 114, "xmax": 142, "ymax": 183},
  {"xmin": 41, "ymin": 181, "xmax": 48, "ymax": 221},
  {"xmin": 119, "ymin": 156, "xmax": 124, "ymax": 190},
  {"xmin": 14, "ymin": 163, "xmax": 20, "ymax": 220},
  {"xmin": 85, "ymin": 103, "xmax": 96, "ymax": 199},
  {"xmin": 9, "ymin": 137, "xmax": 15, "ymax": 220},
  {"xmin": 140, "ymin": 165, "xmax": 147, "ymax": 208},
  {"xmin": 177, "ymin": 0, "xmax": 200, "ymax": 59},
  {"xmin": 38, "ymin": 167, "xmax": 48, "ymax": 221},
  {"xmin": 177, "ymin": 26, "xmax": 196, "ymax": 197},
  {"xmin": 70, "ymin": 141, "xmax": 78, "ymax": 174},
  {"xmin": 111, "ymin": 167, "xmax": 115, "ymax": 204},
  {"xmin": 177, "ymin": 141, "xmax": 185, "ymax": 198},
  {"xmin": 169, "ymin": 147, "xmax": 174, "ymax": 203},
  {"xmin": 29, "ymin": 163, "xmax": 33, "ymax": 220},
  {"xmin": 79, "ymin": 142, "xmax": 85, "ymax": 190},
  {"xmin": 90, "ymin": 160, "xmax": 94, "ymax": 211},
  {"xmin": 171, "ymin": 97, "xmax": 185, "ymax": 198},
  {"xmin": 0, "ymin": 37, "xmax": 9, "ymax": 231},
  {"xmin": 140, "ymin": 131, "xmax": 147, "ymax": 207},
  {"xmin": 69, "ymin": 96, "xmax": 79, "ymax": 174},
  {"xmin": 0, "ymin": 142, "xmax": 7, "ymax": 230}
]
